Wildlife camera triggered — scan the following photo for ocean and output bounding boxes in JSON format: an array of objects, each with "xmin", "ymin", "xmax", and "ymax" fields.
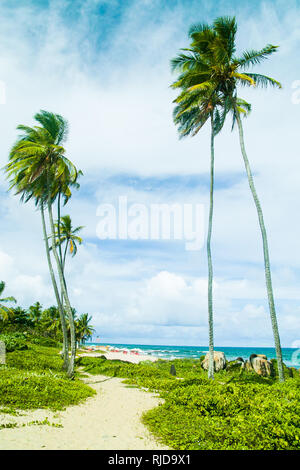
[{"xmin": 86, "ymin": 342, "xmax": 300, "ymax": 369}]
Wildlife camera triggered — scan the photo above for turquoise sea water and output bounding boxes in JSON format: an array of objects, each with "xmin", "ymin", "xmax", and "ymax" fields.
[{"xmin": 86, "ymin": 343, "xmax": 300, "ymax": 369}]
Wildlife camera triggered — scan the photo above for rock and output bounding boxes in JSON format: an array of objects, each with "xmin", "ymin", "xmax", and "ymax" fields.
[
  {"xmin": 201, "ymin": 351, "xmax": 226, "ymax": 372},
  {"xmin": 250, "ymin": 355, "xmax": 273, "ymax": 377},
  {"xmin": 257, "ymin": 354, "xmax": 267, "ymax": 360},
  {"xmin": 0, "ymin": 341, "xmax": 5, "ymax": 365},
  {"xmin": 243, "ymin": 360, "xmax": 252, "ymax": 372},
  {"xmin": 236, "ymin": 357, "xmax": 244, "ymax": 363}
]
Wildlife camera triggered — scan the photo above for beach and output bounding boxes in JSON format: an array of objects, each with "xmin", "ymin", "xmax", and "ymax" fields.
[
  {"xmin": 0, "ymin": 370, "xmax": 168, "ymax": 450},
  {"xmin": 78, "ymin": 345, "xmax": 158, "ymax": 364}
]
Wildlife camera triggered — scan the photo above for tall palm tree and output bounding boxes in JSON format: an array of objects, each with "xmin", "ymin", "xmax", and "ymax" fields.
[
  {"xmin": 0, "ymin": 281, "xmax": 16, "ymax": 322},
  {"xmin": 5, "ymin": 110, "xmax": 80, "ymax": 377},
  {"xmin": 170, "ymin": 78, "xmax": 228, "ymax": 378},
  {"xmin": 173, "ymin": 16, "xmax": 284, "ymax": 381}
]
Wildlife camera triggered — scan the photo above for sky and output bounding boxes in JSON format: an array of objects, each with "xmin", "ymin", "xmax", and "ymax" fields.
[{"xmin": 0, "ymin": 0, "xmax": 300, "ymax": 347}]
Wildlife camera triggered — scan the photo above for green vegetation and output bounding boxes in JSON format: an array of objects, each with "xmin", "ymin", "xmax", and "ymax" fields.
[
  {"xmin": 0, "ymin": 332, "xmax": 28, "ymax": 352},
  {"xmin": 0, "ymin": 341, "xmax": 95, "ymax": 412},
  {"xmin": 77, "ymin": 356, "xmax": 300, "ymax": 450},
  {"xmin": 0, "ymin": 300, "xmax": 94, "ymax": 349}
]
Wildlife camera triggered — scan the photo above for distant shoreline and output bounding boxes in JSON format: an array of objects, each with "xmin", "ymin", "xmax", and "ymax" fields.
[{"xmin": 84, "ymin": 343, "xmax": 300, "ymax": 368}]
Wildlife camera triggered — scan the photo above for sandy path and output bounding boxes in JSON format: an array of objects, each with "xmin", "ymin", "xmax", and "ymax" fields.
[{"xmin": 0, "ymin": 373, "xmax": 169, "ymax": 450}]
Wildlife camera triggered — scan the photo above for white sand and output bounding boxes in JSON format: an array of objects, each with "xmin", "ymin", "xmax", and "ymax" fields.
[
  {"xmin": 0, "ymin": 372, "xmax": 169, "ymax": 450},
  {"xmin": 79, "ymin": 350, "xmax": 158, "ymax": 363}
]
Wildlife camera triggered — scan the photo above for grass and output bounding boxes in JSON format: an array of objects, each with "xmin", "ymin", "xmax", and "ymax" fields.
[{"xmin": 77, "ymin": 355, "xmax": 300, "ymax": 450}]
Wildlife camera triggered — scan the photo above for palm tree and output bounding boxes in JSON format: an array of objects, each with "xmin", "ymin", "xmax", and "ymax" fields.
[
  {"xmin": 173, "ymin": 16, "xmax": 284, "ymax": 381},
  {"xmin": 5, "ymin": 110, "xmax": 80, "ymax": 377},
  {"xmin": 170, "ymin": 75, "xmax": 229, "ymax": 378},
  {"xmin": 53, "ymin": 215, "xmax": 84, "ymax": 272},
  {"xmin": 28, "ymin": 301, "xmax": 43, "ymax": 324},
  {"xmin": 0, "ymin": 281, "xmax": 16, "ymax": 322},
  {"xmin": 41, "ymin": 305, "xmax": 62, "ymax": 338},
  {"xmin": 76, "ymin": 313, "xmax": 95, "ymax": 345}
]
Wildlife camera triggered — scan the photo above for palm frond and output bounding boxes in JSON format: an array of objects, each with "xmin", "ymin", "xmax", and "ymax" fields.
[{"xmin": 237, "ymin": 45, "xmax": 279, "ymax": 69}]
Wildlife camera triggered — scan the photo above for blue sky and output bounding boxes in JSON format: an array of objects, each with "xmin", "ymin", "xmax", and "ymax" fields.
[{"xmin": 0, "ymin": 0, "xmax": 300, "ymax": 347}]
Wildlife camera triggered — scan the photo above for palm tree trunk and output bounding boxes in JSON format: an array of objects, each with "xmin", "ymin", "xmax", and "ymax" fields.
[
  {"xmin": 207, "ymin": 113, "xmax": 215, "ymax": 379},
  {"xmin": 235, "ymin": 108, "xmax": 284, "ymax": 382},
  {"xmin": 57, "ymin": 191, "xmax": 64, "ymax": 307},
  {"xmin": 40, "ymin": 206, "xmax": 69, "ymax": 371},
  {"xmin": 47, "ymin": 198, "xmax": 77, "ymax": 378}
]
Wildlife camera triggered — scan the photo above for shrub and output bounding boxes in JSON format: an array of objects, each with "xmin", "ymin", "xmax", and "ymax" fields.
[
  {"xmin": 29, "ymin": 336, "xmax": 60, "ymax": 348},
  {"xmin": 0, "ymin": 333, "xmax": 28, "ymax": 352},
  {"xmin": 0, "ymin": 343, "xmax": 95, "ymax": 411},
  {"xmin": 0, "ymin": 367, "xmax": 95, "ymax": 410},
  {"xmin": 78, "ymin": 355, "xmax": 300, "ymax": 450}
]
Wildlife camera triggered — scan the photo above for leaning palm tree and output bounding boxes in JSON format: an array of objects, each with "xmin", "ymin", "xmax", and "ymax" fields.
[
  {"xmin": 0, "ymin": 281, "xmax": 16, "ymax": 322},
  {"xmin": 5, "ymin": 110, "xmax": 80, "ymax": 377},
  {"xmin": 173, "ymin": 16, "xmax": 284, "ymax": 381}
]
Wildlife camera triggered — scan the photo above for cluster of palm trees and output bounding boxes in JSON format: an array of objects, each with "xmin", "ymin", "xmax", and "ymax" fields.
[
  {"xmin": 5, "ymin": 111, "xmax": 84, "ymax": 377},
  {"xmin": 28, "ymin": 304, "xmax": 94, "ymax": 345},
  {"xmin": 0, "ymin": 300, "xmax": 94, "ymax": 345},
  {"xmin": 171, "ymin": 16, "xmax": 285, "ymax": 381}
]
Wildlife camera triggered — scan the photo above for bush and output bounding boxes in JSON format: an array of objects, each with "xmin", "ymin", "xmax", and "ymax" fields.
[
  {"xmin": 6, "ymin": 344, "xmax": 64, "ymax": 373},
  {"xmin": 0, "ymin": 343, "xmax": 95, "ymax": 411},
  {"xmin": 29, "ymin": 336, "xmax": 61, "ymax": 348},
  {"xmin": 0, "ymin": 367, "xmax": 95, "ymax": 410},
  {"xmin": 78, "ymin": 355, "xmax": 300, "ymax": 450},
  {"xmin": 144, "ymin": 378, "xmax": 300, "ymax": 450},
  {"xmin": 0, "ymin": 333, "xmax": 28, "ymax": 352}
]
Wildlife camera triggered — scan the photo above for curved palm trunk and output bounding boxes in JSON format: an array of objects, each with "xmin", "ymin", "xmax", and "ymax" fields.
[
  {"xmin": 207, "ymin": 114, "xmax": 215, "ymax": 379},
  {"xmin": 40, "ymin": 206, "xmax": 69, "ymax": 371},
  {"xmin": 47, "ymin": 198, "xmax": 77, "ymax": 378},
  {"xmin": 235, "ymin": 108, "xmax": 284, "ymax": 383}
]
